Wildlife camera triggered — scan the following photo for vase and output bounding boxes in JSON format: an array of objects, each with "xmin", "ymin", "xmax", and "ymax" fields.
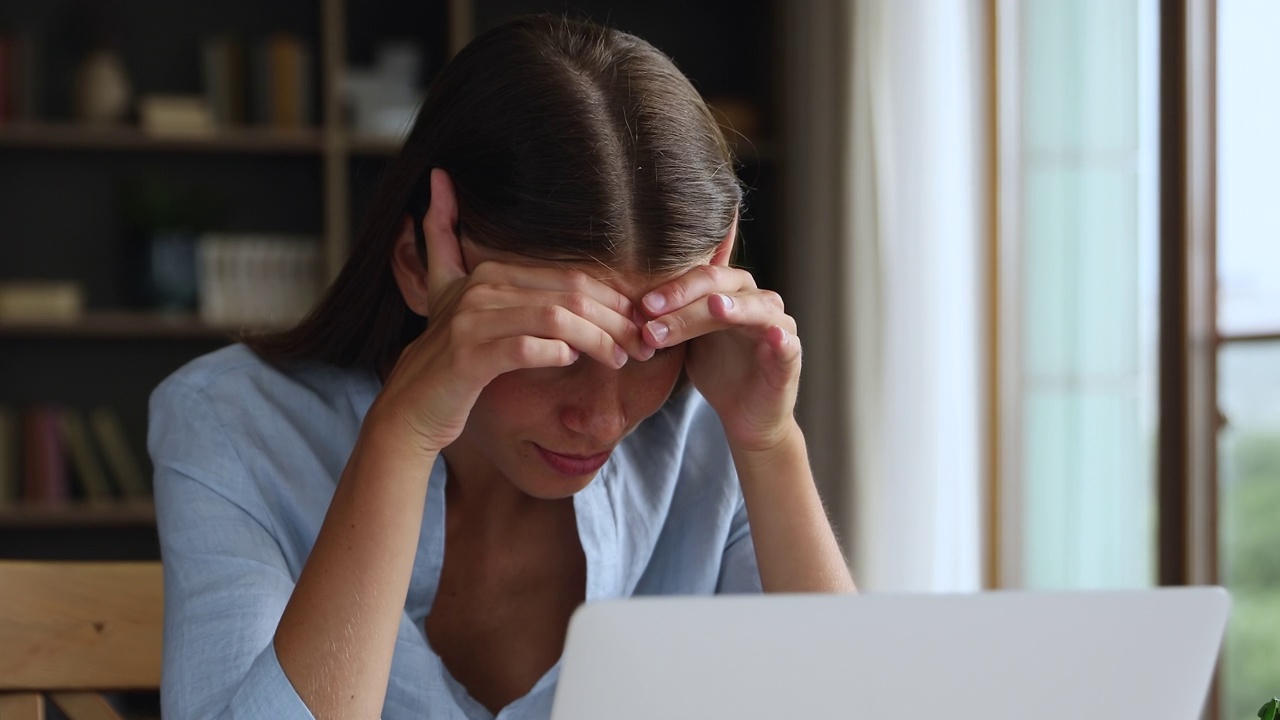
[{"xmin": 75, "ymin": 46, "xmax": 132, "ymax": 124}]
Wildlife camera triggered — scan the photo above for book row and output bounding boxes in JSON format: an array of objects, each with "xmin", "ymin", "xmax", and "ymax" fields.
[{"xmin": 0, "ymin": 404, "xmax": 149, "ymax": 506}]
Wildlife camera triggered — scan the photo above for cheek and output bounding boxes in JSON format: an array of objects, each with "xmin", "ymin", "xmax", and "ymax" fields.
[{"xmin": 471, "ymin": 371, "xmax": 557, "ymax": 432}]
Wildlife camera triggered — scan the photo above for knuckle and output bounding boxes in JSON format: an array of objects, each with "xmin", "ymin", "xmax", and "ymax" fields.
[
  {"xmin": 666, "ymin": 281, "xmax": 690, "ymax": 306},
  {"xmin": 541, "ymin": 304, "xmax": 569, "ymax": 329},
  {"xmin": 564, "ymin": 269, "xmax": 591, "ymax": 291},
  {"xmin": 511, "ymin": 336, "xmax": 539, "ymax": 364},
  {"xmin": 564, "ymin": 291, "xmax": 592, "ymax": 317},
  {"xmin": 470, "ymin": 260, "xmax": 496, "ymax": 280},
  {"xmin": 457, "ymin": 283, "xmax": 489, "ymax": 307},
  {"xmin": 764, "ymin": 290, "xmax": 785, "ymax": 312}
]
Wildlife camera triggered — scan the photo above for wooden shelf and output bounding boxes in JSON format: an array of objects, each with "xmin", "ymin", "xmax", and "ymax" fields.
[
  {"xmin": 0, "ymin": 311, "xmax": 280, "ymax": 341},
  {"xmin": 0, "ymin": 122, "xmax": 326, "ymax": 156},
  {"xmin": 0, "ymin": 501, "xmax": 156, "ymax": 529}
]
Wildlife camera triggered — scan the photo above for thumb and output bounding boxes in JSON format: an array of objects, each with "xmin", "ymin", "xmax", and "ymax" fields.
[{"xmin": 424, "ymin": 168, "xmax": 466, "ymax": 298}]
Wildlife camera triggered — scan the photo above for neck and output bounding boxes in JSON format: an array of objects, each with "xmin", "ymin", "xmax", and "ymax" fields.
[{"xmin": 440, "ymin": 442, "xmax": 560, "ymax": 539}]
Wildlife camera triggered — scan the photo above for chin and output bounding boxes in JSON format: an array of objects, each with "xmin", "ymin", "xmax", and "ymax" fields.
[{"xmin": 511, "ymin": 471, "xmax": 600, "ymax": 501}]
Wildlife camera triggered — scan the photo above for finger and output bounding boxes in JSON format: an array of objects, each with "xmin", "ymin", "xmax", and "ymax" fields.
[
  {"xmin": 464, "ymin": 285, "xmax": 653, "ymax": 361},
  {"xmin": 765, "ymin": 325, "xmax": 803, "ymax": 370},
  {"xmin": 750, "ymin": 325, "xmax": 803, "ymax": 394},
  {"xmin": 474, "ymin": 336, "xmax": 580, "ymax": 378},
  {"xmin": 424, "ymin": 168, "xmax": 466, "ymax": 294},
  {"xmin": 471, "ymin": 263, "xmax": 638, "ymax": 325},
  {"xmin": 457, "ymin": 305, "xmax": 631, "ymax": 369},
  {"xmin": 644, "ymin": 290, "xmax": 794, "ymax": 348},
  {"xmin": 639, "ymin": 265, "xmax": 757, "ymax": 318}
]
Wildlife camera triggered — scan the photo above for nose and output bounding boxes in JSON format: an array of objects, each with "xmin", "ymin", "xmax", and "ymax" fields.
[{"xmin": 559, "ymin": 363, "xmax": 628, "ymax": 446}]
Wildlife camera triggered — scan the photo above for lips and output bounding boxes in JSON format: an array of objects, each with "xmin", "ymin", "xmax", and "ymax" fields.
[{"xmin": 535, "ymin": 444, "xmax": 612, "ymax": 476}]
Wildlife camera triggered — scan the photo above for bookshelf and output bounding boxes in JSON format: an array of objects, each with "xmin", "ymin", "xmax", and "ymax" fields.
[
  {"xmin": 0, "ymin": 312, "xmax": 253, "ymax": 340},
  {"xmin": 0, "ymin": 0, "xmax": 781, "ymax": 560}
]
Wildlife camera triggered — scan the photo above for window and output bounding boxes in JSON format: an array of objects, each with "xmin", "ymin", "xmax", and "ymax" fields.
[
  {"xmin": 999, "ymin": 0, "xmax": 1161, "ymax": 590},
  {"xmin": 1216, "ymin": 1, "xmax": 1280, "ymax": 715}
]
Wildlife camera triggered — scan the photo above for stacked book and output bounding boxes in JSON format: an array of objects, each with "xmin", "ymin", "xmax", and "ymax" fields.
[{"xmin": 198, "ymin": 233, "xmax": 322, "ymax": 328}]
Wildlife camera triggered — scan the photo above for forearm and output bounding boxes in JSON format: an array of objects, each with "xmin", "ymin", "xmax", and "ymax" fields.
[
  {"xmin": 274, "ymin": 416, "xmax": 434, "ymax": 719},
  {"xmin": 730, "ymin": 420, "xmax": 857, "ymax": 594}
]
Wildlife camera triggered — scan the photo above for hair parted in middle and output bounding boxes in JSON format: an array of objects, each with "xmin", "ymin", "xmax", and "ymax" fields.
[{"xmin": 247, "ymin": 14, "xmax": 744, "ymax": 372}]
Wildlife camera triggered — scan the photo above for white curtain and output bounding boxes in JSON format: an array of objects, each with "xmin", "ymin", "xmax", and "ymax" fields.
[{"xmin": 784, "ymin": 0, "xmax": 988, "ymax": 593}]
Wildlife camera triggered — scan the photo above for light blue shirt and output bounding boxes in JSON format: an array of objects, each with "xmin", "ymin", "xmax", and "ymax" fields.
[{"xmin": 149, "ymin": 344, "xmax": 761, "ymax": 720}]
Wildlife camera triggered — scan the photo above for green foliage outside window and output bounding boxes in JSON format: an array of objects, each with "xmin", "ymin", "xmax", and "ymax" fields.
[{"xmin": 1221, "ymin": 433, "xmax": 1280, "ymax": 720}]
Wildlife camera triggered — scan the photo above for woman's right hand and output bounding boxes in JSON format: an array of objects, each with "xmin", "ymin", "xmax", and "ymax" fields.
[{"xmin": 366, "ymin": 168, "xmax": 652, "ymax": 457}]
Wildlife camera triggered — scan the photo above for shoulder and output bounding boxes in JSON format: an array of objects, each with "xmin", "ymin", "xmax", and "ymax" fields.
[
  {"xmin": 147, "ymin": 343, "xmax": 376, "ymax": 490},
  {"xmin": 150, "ymin": 344, "xmax": 373, "ymax": 429},
  {"xmin": 148, "ymin": 345, "xmax": 375, "ymax": 560}
]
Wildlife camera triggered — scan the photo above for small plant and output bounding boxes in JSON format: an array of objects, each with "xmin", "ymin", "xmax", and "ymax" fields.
[{"xmin": 1259, "ymin": 698, "xmax": 1280, "ymax": 720}]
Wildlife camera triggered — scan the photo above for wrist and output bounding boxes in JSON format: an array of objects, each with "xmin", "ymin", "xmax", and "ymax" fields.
[
  {"xmin": 728, "ymin": 418, "xmax": 805, "ymax": 472},
  {"xmin": 360, "ymin": 401, "xmax": 446, "ymax": 462}
]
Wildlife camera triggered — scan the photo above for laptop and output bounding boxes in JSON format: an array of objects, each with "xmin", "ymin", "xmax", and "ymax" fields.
[{"xmin": 550, "ymin": 588, "xmax": 1230, "ymax": 720}]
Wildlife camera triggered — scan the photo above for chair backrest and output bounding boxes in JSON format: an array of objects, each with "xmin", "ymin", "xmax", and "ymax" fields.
[{"xmin": 0, "ymin": 561, "xmax": 163, "ymax": 720}]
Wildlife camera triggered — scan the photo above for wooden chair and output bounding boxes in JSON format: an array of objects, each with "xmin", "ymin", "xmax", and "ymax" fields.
[{"xmin": 0, "ymin": 562, "xmax": 163, "ymax": 720}]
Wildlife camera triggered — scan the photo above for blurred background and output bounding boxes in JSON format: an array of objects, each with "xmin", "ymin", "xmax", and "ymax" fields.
[{"xmin": 0, "ymin": 0, "xmax": 1272, "ymax": 718}]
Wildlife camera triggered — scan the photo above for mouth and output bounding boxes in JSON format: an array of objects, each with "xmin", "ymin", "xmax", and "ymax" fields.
[{"xmin": 534, "ymin": 444, "xmax": 612, "ymax": 476}]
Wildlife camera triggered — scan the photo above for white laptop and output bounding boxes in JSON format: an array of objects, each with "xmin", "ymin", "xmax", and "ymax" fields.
[{"xmin": 550, "ymin": 588, "xmax": 1229, "ymax": 720}]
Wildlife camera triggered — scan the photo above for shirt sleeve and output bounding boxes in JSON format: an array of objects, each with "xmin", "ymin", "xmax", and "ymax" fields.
[
  {"xmin": 149, "ymin": 379, "xmax": 317, "ymax": 720},
  {"xmin": 716, "ymin": 493, "xmax": 763, "ymax": 594}
]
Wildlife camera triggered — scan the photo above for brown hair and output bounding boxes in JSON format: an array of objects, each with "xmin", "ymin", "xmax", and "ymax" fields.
[{"xmin": 246, "ymin": 15, "xmax": 743, "ymax": 373}]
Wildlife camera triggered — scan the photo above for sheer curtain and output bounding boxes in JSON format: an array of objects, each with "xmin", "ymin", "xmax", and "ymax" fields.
[{"xmin": 783, "ymin": 0, "xmax": 988, "ymax": 593}]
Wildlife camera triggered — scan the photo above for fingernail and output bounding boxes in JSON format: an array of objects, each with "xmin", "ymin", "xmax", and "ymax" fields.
[
  {"xmin": 643, "ymin": 293, "xmax": 666, "ymax": 314},
  {"xmin": 719, "ymin": 293, "xmax": 734, "ymax": 310},
  {"xmin": 647, "ymin": 321, "xmax": 669, "ymax": 344},
  {"xmin": 614, "ymin": 346, "xmax": 629, "ymax": 368}
]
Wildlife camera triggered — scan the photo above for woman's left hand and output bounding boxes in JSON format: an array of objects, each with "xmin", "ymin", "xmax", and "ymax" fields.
[{"xmin": 639, "ymin": 265, "xmax": 800, "ymax": 453}]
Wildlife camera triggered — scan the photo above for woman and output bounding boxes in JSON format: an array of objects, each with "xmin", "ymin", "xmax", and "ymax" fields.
[{"xmin": 150, "ymin": 15, "xmax": 854, "ymax": 720}]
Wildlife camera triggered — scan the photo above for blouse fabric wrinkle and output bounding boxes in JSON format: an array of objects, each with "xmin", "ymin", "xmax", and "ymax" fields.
[{"xmin": 149, "ymin": 344, "xmax": 761, "ymax": 720}]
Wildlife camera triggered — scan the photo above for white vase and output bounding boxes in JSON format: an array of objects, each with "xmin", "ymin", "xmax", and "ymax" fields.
[{"xmin": 75, "ymin": 47, "xmax": 132, "ymax": 124}]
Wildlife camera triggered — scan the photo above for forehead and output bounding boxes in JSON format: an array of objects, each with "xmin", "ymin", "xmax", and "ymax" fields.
[{"xmin": 461, "ymin": 240, "xmax": 686, "ymax": 303}]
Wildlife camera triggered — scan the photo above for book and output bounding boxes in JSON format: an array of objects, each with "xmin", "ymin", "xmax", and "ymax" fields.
[
  {"xmin": 0, "ymin": 35, "xmax": 11, "ymax": 122},
  {"xmin": 251, "ymin": 33, "xmax": 312, "ymax": 129},
  {"xmin": 22, "ymin": 404, "xmax": 68, "ymax": 504},
  {"xmin": 59, "ymin": 409, "xmax": 113, "ymax": 503},
  {"xmin": 14, "ymin": 29, "xmax": 42, "ymax": 121},
  {"xmin": 203, "ymin": 35, "xmax": 248, "ymax": 127},
  {"xmin": 269, "ymin": 33, "xmax": 298, "ymax": 129},
  {"xmin": 90, "ymin": 407, "xmax": 149, "ymax": 499},
  {"xmin": 0, "ymin": 280, "xmax": 84, "ymax": 322},
  {"xmin": 138, "ymin": 94, "xmax": 216, "ymax": 137},
  {"xmin": 0, "ymin": 406, "xmax": 16, "ymax": 505}
]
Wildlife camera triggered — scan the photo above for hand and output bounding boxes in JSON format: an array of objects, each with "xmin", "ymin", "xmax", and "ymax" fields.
[
  {"xmin": 638, "ymin": 264, "xmax": 801, "ymax": 453},
  {"xmin": 368, "ymin": 169, "xmax": 652, "ymax": 456}
]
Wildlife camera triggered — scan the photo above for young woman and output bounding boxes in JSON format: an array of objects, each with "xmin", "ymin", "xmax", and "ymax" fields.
[{"xmin": 149, "ymin": 15, "xmax": 853, "ymax": 720}]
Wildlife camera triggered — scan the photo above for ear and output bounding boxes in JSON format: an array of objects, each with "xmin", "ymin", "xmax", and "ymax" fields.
[
  {"xmin": 391, "ymin": 169, "xmax": 464, "ymax": 318},
  {"xmin": 391, "ymin": 212, "xmax": 432, "ymax": 317},
  {"xmin": 710, "ymin": 212, "xmax": 739, "ymax": 267}
]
